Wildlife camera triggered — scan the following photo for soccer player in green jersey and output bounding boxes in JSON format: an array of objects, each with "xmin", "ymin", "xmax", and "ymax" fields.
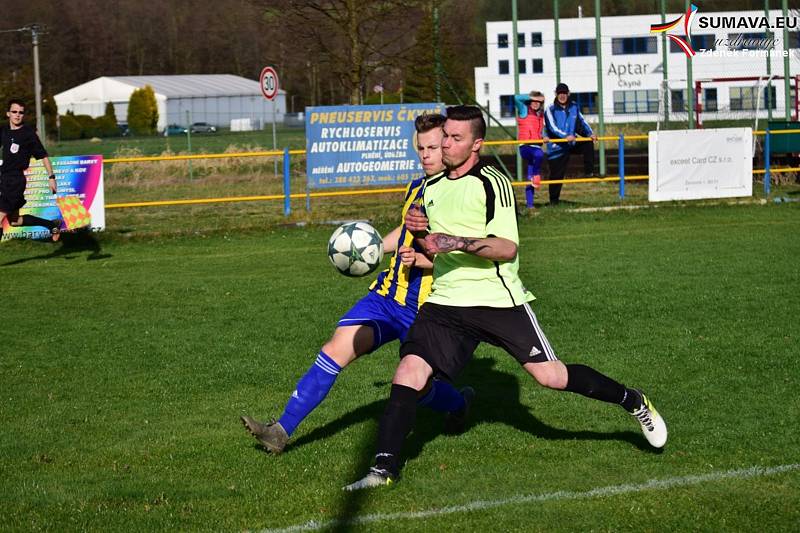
[{"xmin": 345, "ymin": 105, "xmax": 667, "ymax": 490}]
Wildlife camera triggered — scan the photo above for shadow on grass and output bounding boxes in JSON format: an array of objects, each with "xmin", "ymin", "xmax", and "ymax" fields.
[
  {"xmin": 298, "ymin": 355, "xmax": 658, "ymax": 530},
  {"xmin": 1, "ymin": 229, "xmax": 112, "ymax": 266},
  {"xmin": 460, "ymin": 357, "xmax": 655, "ymax": 454},
  {"xmin": 282, "ymin": 355, "xmax": 654, "ymax": 463}
]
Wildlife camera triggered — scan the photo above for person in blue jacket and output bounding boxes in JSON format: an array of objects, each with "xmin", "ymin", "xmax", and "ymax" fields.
[{"xmin": 543, "ymin": 83, "xmax": 597, "ymax": 205}]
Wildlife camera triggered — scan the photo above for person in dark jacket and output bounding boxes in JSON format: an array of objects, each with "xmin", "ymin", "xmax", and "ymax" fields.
[
  {"xmin": 1, "ymin": 98, "xmax": 61, "ymax": 241},
  {"xmin": 543, "ymin": 83, "xmax": 597, "ymax": 205}
]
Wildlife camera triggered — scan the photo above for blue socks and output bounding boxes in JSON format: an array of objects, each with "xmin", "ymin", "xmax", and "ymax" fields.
[
  {"xmin": 279, "ymin": 351, "xmax": 342, "ymax": 436},
  {"xmin": 525, "ymin": 185, "xmax": 535, "ymax": 208},
  {"xmin": 278, "ymin": 353, "xmax": 466, "ymax": 437},
  {"xmin": 417, "ymin": 379, "xmax": 465, "ymax": 413}
]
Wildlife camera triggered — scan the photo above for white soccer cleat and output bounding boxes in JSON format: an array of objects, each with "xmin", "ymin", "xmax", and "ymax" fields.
[
  {"xmin": 630, "ymin": 391, "xmax": 668, "ymax": 448},
  {"xmin": 343, "ymin": 467, "xmax": 395, "ymax": 491}
]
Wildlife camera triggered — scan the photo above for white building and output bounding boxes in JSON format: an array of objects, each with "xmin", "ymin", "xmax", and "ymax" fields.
[
  {"xmin": 474, "ymin": 10, "xmax": 800, "ymax": 126},
  {"xmin": 54, "ymin": 74, "xmax": 286, "ymax": 132}
]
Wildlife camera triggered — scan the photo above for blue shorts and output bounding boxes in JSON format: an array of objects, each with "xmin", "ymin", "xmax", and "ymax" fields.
[{"xmin": 337, "ymin": 291, "xmax": 418, "ymax": 352}]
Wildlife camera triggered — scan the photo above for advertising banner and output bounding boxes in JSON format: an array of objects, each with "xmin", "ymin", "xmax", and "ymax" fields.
[
  {"xmin": 648, "ymin": 128, "xmax": 753, "ymax": 202},
  {"xmin": 305, "ymin": 103, "xmax": 443, "ymax": 188},
  {"xmin": 1, "ymin": 154, "xmax": 105, "ymax": 242}
]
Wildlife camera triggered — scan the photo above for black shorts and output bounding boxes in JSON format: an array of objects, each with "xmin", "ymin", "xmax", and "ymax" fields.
[
  {"xmin": 0, "ymin": 173, "xmax": 27, "ymax": 213},
  {"xmin": 400, "ymin": 302, "xmax": 558, "ymax": 380}
]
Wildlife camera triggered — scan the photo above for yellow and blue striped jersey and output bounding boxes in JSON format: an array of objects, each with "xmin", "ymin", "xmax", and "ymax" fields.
[{"xmin": 369, "ymin": 173, "xmax": 439, "ymax": 309}]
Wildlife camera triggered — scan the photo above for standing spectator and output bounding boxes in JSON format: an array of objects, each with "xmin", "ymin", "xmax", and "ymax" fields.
[
  {"xmin": 0, "ymin": 99, "xmax": 61, "ymax": 242},
  {"xmin": 514, "ymin": 91, "xmax": 548, "ymax": 209},
  {"xmin": 543, "ymin": 83, "xmax": 597, "ymax": 205}
]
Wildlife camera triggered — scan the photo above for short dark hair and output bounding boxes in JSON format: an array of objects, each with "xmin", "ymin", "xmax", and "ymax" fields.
[
  {"xmin": 445, "ymin": 105, "xmax": 486, "ymax": 140},
  {"xmin": 414, "ymin": 112, "xmax": 446, "ymax": 134},
  {"xmin": 7, "ymin": 98, "xmax": 25, "ymax": 111}
]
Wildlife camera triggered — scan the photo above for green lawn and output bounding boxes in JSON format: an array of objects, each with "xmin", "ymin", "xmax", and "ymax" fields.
[{"xmin": 1, "ymin": 203, "xmax": 798, "ymax": 531}]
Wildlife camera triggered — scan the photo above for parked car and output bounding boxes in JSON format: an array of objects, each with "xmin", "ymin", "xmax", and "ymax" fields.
[
  {"xmin": 164, "ymin": 124, "xmax": 187, "ymax": 136},
  {"xmin": 118, "ymin": 123, "xmax": 131, "ymax": 137},
  {"xmin": 190, "ymin": 122, "xmax": 217, "ymax": 133},
  {"xmin": 283, "ymin": 112, "xmax": 305, "ymax": 128}
]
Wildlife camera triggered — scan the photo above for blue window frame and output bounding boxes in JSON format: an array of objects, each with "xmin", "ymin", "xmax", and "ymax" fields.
[
  {"xmin": 613, "ymin": 90, "xmax": 659, "ymax": 114},
  {"xmin": 500, "ymin": 95, "xmax": 515, "ymax": 118},
  {"xmin": 670, "ymin": 34, "xmax": 717, "ymax": 52},
  {"xmin": 560, "ymin": 39, "xmax": 596, "ymax": 57},
  {"xmin": 612, "ymin": 37, "xmax": 657, "ymax": 55},
  {"xmin": 572, "ymin": 92, "xmax": 598, "ymax": 114}
]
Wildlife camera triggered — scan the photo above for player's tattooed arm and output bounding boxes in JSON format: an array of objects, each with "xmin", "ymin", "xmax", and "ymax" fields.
[{"xmin": 424, "ymin": 233, "xmax": 517, "ymax": 261}]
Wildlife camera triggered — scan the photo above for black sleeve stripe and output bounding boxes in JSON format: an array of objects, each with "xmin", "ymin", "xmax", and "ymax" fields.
[
  {"xmin": 479, "ymin": 169, "xmax": 502, "ymax": 207},
  {"xmin": 476, "ymin": 175, "xmax": 496, "ymax": 225},
  {"xmin": 481, "ymin": 167, "xmax": 513, "ymax": 208},
  {"xmin": 484, "ymin": 166, "xmax": 513, "ymax": 208}
]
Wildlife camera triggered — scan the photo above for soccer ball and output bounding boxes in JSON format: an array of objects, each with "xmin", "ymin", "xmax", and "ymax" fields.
[{"xmin": 327, "ymin": 221, "xmax": 384, "ymax": 277}]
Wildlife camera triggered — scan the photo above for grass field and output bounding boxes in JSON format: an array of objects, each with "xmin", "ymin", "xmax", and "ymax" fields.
[{"xmin": 1, "ymin": 202, "xmax": 798, "ymax": 531}]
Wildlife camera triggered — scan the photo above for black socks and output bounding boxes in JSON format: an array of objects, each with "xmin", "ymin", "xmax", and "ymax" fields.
[
  {"xmin": 565, "ymin": 363, "xmax": 640, "ymax": 411},
  {"xmin": 20, "ymin": 215, "xmax": 58, "ymax": 230},
  {"xmin": 374, "ymin": 384, "xmax": 418, "ymax": 476}
]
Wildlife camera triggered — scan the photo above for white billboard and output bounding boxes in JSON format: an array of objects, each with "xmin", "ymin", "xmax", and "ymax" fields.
[{"xmin": 648, "ymin": 128, "xmax": 753, "ymax": 202}]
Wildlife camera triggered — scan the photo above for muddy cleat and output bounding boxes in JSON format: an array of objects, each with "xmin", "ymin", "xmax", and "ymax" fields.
[
  {"xmin": 343, "ymin": 467, "xmax": 395, "ymax": 491},
  {"xmin": 630, "ymin": 391, "xmax": 668, "ymax": 448},
  {"xmin": 240, "ymin": 416, "xmax": 289, "ymax": 454},
  {"xmin": 444, "ymin": 386, "xmax": 475, "ymax": 435}
]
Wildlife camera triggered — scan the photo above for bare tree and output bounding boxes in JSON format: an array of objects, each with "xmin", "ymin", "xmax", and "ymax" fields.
[{"xmin": 272, "ymin": 0, "xmax": 423, "ymax": 104}]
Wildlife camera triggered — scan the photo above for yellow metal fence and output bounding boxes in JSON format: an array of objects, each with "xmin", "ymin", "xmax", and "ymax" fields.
[{"xmin": 104, "ymin": 130, "xmax": 800, "ymax": 210}]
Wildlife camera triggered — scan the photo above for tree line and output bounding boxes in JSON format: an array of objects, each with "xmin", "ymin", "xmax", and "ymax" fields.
[{"xmin": 1, "ymin": 0, "xmax": 772, "ymax": 127}]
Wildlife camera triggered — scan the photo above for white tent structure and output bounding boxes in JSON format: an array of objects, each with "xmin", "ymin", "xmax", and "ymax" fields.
[{"xmin": 54, "ymin": 74, "xmax": 286, "ymax": 132}]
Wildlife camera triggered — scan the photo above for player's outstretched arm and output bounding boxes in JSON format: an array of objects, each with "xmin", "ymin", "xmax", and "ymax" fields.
[
  {"xmin": 382, "ymin": 225, "xmax": 403, "ymax": 254},
  {"xmin": 423, "ymin": 233, "xmax": 517, "ymax": 262}
]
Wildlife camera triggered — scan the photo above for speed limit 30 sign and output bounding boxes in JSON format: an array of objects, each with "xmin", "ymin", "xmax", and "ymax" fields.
[{"xmin": 260, "ymin": 66, "xmax": 279, "ymax": 101}]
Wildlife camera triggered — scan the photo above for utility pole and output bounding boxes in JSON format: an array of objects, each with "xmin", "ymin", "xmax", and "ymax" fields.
[
  {"xmin": 765, "ymin": 0, "xmax": 773, "ymax": 123},
  {"xmin": 660, "ymin": 0, "xmax": 669, "ymax": 128},
  {"xmin": 553, "ymin": 0, "xmax": 561, "ymax": 84},
  {"xmin": 513, "ymin": 0, "xmax": 522, "ymax": 181},
  {"xmin": 31, "ymin": 24, "xmax": 44, "ymax": 139},
  {"xmin": 782, "ymin": 0, "xmax": 791, "ymax": 120},
  {"xmin": 685, "ymin": 0, "xmax": 694, "ymax": 129},
  {"xmin": 2, "ymin": 24, "xmax": 46, "ymax": 139},
  {"xmin": 595, "ymin": 0, "xmax": 605, "ymax": 177}
]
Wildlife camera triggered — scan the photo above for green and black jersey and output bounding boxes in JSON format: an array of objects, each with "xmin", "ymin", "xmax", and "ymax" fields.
[{"xmin": 422, "ymin": 160, "xmax": 534, "ymax": 308}]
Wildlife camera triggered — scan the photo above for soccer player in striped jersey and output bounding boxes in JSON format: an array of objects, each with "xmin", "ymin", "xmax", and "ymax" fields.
[{"xmin": 241, "ymin": 113, "xmax": 472, "ymax": 454}]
